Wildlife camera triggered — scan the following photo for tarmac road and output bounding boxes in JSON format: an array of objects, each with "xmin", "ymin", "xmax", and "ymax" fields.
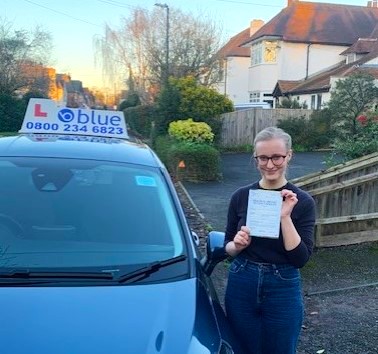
[{"xmin": 182, "ymin": 151, "xmax": 331, "ymax": 231}]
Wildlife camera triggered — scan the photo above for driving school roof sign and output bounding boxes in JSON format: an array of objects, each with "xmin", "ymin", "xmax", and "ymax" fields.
[{"xmin": 19, "ymin": 98, "xmax": 129, "ymax": 139}]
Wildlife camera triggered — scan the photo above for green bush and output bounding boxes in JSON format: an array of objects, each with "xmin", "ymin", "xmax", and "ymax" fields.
[
  {"xmin": 306, "ymin": 109, "xmax": 335, "ymax": 149},
  {"xmin": 168, "ymin": 119, "xmax": 214, "ymax": 144},
  {"xmin": 278, "ymin": 97, "xmax": 308, "ymax": 109},
  {"xmin": 333, "ymin": 113, "xmax": 378, "ymax": 160},
  {"xmin": 156, "ymin": 76, "xmax": 233, "ymax": 141},
  {"xmin": 123, "ymin": 104, "xmax": 157, "ymax": 138},
  {"xmin": 153, "ymin": 135, "xmax": 221, "ymax": 182},
  {"xmin": 277, "ymin": 110, "xmax": 334, "ymax": 151},
  {"xmin": 0, "ymin": 94, "xmax": 26, "ymax": 132},
  {"xmin": 153, "ymin": 135, "xmax": 175, "ymax": 166},
  {"xmin": 277, "ymin": 116, "xmax": 308, "ymax": 150},
  {"xmin": 170, "ymin": 142, "xmax": 221, "ymax": 182},
  {"xmin": 219, "ymin": 144, "xmax": 253, "ymax": 153}
]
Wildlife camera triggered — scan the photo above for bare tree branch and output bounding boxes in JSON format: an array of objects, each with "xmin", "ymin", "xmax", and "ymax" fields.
[{"xmin": 93, "ymin": 6, "xmax": 224, "ymax": 102}]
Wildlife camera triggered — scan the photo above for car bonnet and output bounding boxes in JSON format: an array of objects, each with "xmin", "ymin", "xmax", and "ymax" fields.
[{"xmin": 0, "ymin": 278, "xmax": 214, "ymax": 353}]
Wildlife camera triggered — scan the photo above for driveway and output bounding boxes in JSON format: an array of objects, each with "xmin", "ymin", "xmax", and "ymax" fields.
[{"xmin": 182, "ymin": 151, "xmax": 330, "ymax": 231}]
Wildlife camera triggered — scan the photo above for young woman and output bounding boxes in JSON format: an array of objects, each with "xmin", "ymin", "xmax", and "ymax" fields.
[{"xmin": 224, "ymin": 126, "xmax": 316, "ymax": 354}]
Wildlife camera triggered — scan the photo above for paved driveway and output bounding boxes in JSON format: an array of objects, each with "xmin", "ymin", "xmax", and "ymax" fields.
[{"xmin": 182, "ymin": 151, "xmax": 330, "ymax": 231}]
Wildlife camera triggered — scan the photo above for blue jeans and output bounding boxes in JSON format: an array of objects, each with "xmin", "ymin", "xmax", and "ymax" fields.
[{"xmin": 225, "ymin": 257, "xmax": 304, "ymax": 354}]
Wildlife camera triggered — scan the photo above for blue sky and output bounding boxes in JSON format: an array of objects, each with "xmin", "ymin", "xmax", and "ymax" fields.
[{"xmin": 2, "ymin": 0, "xmax": 367, "ymax": 88}]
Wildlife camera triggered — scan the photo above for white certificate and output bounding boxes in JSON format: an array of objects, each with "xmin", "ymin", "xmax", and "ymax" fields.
[{"xmin": 246, "ymin": 189, "xmax": 282, "ymax": 239}]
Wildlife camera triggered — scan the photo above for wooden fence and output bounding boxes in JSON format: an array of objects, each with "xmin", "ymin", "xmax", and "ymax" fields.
[
  {"xmin": 290, "ymin": 152, "xmax": 378, "ymax": 247},
  {"xmin": 220, "ymin": 108, "xmax": 313, "ymax": 148}
]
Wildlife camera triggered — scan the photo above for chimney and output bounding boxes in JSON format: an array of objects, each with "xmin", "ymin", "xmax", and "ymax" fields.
[
  {"xmin": 250, "ymin": 19, "xmax": 264, "ymax": 36},
  {"xmin": 367, "ymin": 1, "xmax": 378, "ymax": 7},
  {"xmin": 288, "ymin": 0, "xmax": 299, "ymax": 6}
]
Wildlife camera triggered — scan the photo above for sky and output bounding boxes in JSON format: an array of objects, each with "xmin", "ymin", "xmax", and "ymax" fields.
[{"xmin": 2, "ymin": 0, "xmax": 370, "ymax": 89}]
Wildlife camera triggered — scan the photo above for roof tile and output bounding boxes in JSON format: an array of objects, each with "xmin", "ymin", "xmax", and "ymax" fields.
[{"xmin": 245, "ymin": 2, "xmax": 378, "ymax": 46}]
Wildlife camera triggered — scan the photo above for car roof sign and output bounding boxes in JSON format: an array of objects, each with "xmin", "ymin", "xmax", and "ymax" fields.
[{"xmin": 19, "ymin": 98, "xmax": 129, "ymax": 139}]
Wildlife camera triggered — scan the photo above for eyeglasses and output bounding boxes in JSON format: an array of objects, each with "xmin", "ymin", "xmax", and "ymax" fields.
[{"xmin": 254, "ymin": 154, "xmax": 287, "ymax": 166}]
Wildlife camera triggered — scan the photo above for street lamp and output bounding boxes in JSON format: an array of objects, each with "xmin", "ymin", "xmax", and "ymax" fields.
[{"xmin": 154, "ymin": 3, "xmax": 169, "ymax": 84}]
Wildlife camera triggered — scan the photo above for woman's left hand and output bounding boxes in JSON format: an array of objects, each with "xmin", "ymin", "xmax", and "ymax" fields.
[{"xmin": 280, "ymin": 189, "xmax": 298, "ymax": 218}]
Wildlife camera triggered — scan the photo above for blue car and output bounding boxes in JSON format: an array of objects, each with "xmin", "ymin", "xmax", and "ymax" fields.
[{"xmin": 0, "ymin": 99, "xmax": 238, "ymax": 354}]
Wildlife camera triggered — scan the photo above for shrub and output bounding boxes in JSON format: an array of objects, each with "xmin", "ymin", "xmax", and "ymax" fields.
[
  {"xmin": 277, "ymin": 109, "xmax": 334, "ymax": 151},
  {"xmin": 123, "ymin": 104, "xmax": 157, "ymax": 138},
  {"xmin": 333, "ymin": 113, "xmax": 378, "ymax": 160},
  {"xmin": 153, "ymin": 135, "xmax": 175, "ymax": 166},
  {"xmin": 168, "ymin": 119, "xmax": 214, "ymax": 144},
  {"xmin": 277, "ymin": 116, "xmax": 308, "ymax": 150},
  {"xmin": 277, "ymin": 97, "xmax": 308, "ymax": 109},
  {"xmin": 219, "ymin": 144, "xmax": 253, "ymax": 153},
  {"xmin": 153, "ymin": 135, "xmax": 221, "ymax": 181},
  {"xmin": 169, "ymin": 142, "xmax": 221, "ymax": 182},
  {"xmin": 156, "ymin": 76, "xmax": 233, "ymax": 141},
  {"xmin": 0, "ymin": 94, "xmax": 25, "ymax": 132}
]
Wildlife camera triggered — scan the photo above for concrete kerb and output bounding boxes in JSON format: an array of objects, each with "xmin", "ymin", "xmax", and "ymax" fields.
[{"xmin": 177, "ymin": 181, "xmax": 206, "ymax": 220}]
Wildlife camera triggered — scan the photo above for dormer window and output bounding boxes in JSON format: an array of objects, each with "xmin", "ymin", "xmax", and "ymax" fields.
[{"xmin": 346, "ymin": 53, "xmax": 356, "ymax": 64}]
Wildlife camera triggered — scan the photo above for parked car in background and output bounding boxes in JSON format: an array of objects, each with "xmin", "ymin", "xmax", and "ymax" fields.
[{"xmin": 0, "ymin": 99, "xmax": 238, "ymax": 354}]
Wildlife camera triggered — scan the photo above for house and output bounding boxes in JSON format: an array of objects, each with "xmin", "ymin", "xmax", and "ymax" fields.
[
  {"xmin": 66, "ymin": 80, "xmax": 87, "ymax": 108},
  {"xmin": 215, "ymin": 21, "xmax": 264, "ymax": 105},
  {"xmin": 273, "ymin": 37, "xmax": 378, "ymax": 109},
  {"xmin": 232, "ymin": 0, "xmax": 378, "ymax": 108},
  {"xmin": 18, "ymin": 62, "xmax": 68, "ymax": 102}
]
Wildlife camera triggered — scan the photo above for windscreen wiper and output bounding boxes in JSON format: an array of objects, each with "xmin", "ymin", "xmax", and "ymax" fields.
[
  {"xmin": 117, "ymin": 254, "xmax": 187, "ymax": 284},
  {"xmin": 0, "ymin": 270, "xmax": 114, "ymax": 280}
]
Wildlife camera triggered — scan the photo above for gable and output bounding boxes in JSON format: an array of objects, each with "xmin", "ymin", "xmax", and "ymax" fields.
[
  {"xmin": 244, "ymin": 1, "xmax": 378, "ymax": 46},
  {"xmin": 219, "ymin": 28, "xmax": 250, "ymax": 58}
]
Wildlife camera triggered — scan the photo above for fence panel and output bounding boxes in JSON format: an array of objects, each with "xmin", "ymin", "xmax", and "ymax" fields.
[
  {"xmin": 293, "ymin": 153, "xmax": 378, "ymax": 247},
  {"xmin": 220, "ymin": 108, "xmax": 313, "ymax": 148}
]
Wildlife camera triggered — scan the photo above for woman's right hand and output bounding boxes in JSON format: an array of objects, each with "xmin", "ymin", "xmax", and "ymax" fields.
[
  {"xmin": 226, "ymin": 226, "xmax": 251, "ymax": 257},
  {"xmin": 233, "ymin": 226, "xmax": 251, "ymax": 250}
]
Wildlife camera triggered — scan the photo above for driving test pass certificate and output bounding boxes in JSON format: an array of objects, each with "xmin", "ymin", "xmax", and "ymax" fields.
[{"xmin": 246, "ymin": 189, "xmax": 282, "ymax": 238}]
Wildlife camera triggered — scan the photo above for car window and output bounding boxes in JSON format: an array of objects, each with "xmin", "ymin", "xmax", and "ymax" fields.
[{"xmin": 0, "ymin": 157, "xmax": 185, "ymax": 270}]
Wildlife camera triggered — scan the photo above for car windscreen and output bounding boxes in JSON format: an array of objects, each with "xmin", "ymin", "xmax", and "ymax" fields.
[{"xmin": 0, "ymin": 157, "xmax": 186, "ymax": 274}]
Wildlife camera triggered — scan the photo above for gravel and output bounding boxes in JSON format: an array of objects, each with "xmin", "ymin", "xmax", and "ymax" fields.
[{"xmin": 176, "ymin": 182, "xmax": 378, "ymax": 354}]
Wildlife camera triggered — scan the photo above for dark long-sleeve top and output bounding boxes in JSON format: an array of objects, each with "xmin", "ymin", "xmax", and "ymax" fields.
[{"xmin": 225, "ymin": 181, "xmax": 316, "ymax": 268}]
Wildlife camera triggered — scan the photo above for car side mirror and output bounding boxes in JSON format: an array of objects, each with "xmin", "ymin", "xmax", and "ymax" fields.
[{"xmin": 202, "ymin": 231, "xmax": 228, "ymax": 276}]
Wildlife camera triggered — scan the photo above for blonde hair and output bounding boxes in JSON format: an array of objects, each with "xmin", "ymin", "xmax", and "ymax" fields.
[{"xmin": 254, "ymin": 127, "xmax": 292, "ymax": 151}]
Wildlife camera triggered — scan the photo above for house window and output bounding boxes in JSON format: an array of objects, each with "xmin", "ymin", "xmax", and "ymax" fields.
[
  {"xmin": 251, "ymin": 42, "xmax": 262, "ymax": 65},
  {"xmin": 317, "ymin": 94, "xmax": 322, "ymax": 109},
  {"xmin": 249, "ymin": 92, "xmax": 260, "ymax": 102},
  {"xmin": 263, "ymin": 41, "xmax": 277, "ymax": 63},
  {"xmin": 252, "ymin": 41, "xmax": 278, "ymax": 65},
  {"xmin": 311, "ymin": 95, "xmax": 316, "ymax": 109}
]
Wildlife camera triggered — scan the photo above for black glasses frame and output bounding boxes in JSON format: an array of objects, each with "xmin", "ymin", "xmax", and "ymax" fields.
[{"xmin": 254, "ymin": 154, "xmax": 287, "ymax": 166}]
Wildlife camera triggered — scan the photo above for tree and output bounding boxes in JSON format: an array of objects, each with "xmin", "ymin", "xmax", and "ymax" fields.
[
  {"xmin": 94, "ymin": 7, "xmax": 224, "ymax": 102},
  {"xmin": 119, "ymin": 66, "xmax": 141, "ymax": 110},
  {"xmin": 156, "ymin": 76, "xmax": 233, "ymax": 137},
  {"xmin": 0, "ymin": 93, "xmax": 25, "ymax": 132},
  {"xmin": 0, "ymin": 19, "xmax": 53, "ymax": 95},
  {"xmin": 327, "ymin": 72, "xmax": 378, "ymax": 137}
]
